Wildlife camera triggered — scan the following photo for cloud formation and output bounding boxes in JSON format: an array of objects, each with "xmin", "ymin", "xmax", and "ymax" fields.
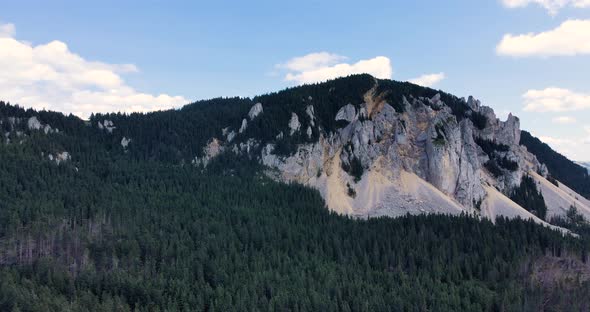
[
  {"xmin": 0, "ymin": 22, "xmax": 187, "ymax": 119},
  {"xmin": 409, "ymin": 72, "xmax": 446, "ymax": 87},
  {"xmin": 279, "ymin": 52, "xmax": 392, "ymax": 85},
  {"xmin": 502, "ymin": 0, "xmax": 590, "ymax": 15},
  {"xmin": 497, "ymin": 19, "xmax": 590, "ymax": 57},
  {"xmin": 522, "ymin": 87, "xmax": 590, "ymax": 112},
  {"xmin": 551, "ymin": 116, "xmax": 577, "ymax": 124},
  {"xmin": 0, "ymin": 23, "xmax": 15, "ymax": 38},
  {"xmin": 538, "ymin": 131, "xmax": 590, "ymax": 160}
]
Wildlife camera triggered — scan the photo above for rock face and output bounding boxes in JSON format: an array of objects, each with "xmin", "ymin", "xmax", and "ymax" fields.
[
  {"xmin": 239, "ymin": 119, "xmax": 248, "ymax": 134},
  {"xmin": 255, "ymin": 83, "xmax": 553, "ymax": 223},
  {"xmin": 248, "ymin": 103, "xmax": 263, "ymax": 120},
  {"xmin": 48, "ymin": 151, "xmax": 71, "ymax": 165},
  {"xmin": 121, "ymin": 137, "xmax": 132, "ymax": 148},
  {"xmin": 306, "ymin": 105, "xmax": 316, "ymax": 126},
  {"xmin": 193, "ymin": 138, "xmax": 223, "ymax": 167},
  {"xmin": 335, "ymin": 104, "xmax": 356, "ymax": 122},
  {"xmin": 288, "ymin": 113, "xmax": 301, "ymax": 135},
  {"xmin": 27, "ymin": 117, "xmax": 42, "ymax": 131},
  {"xmin": 27, "ymin": 116, "xmax": 54, "ymax": 134},
  {"xmin": 191, "ymin": 79, "xmax": 573, "ymax": 230},
  {"xmin": 98, "ymin": 120, "xmax": 116, "ymax": 133}
]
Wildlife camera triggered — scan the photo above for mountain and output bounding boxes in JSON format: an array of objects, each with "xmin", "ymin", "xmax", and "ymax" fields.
[
  {"xmin": 179, "ymin": 75, "xmax": 589, "ymax": 228},
  {"xmin": 577, "ymin": 161, "xmax": 590, "ymax": 173},
  {"xmin": 1, "ymin": 74, "xmax": 590, "ymax": 311}
]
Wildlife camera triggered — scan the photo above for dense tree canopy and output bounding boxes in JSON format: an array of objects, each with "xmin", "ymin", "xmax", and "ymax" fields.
[{"xmin": 1, "ymin": 76, "xmax": 590, "ymax": 311}]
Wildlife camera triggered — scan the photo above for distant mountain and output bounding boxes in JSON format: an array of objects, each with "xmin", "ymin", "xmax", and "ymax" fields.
[
  {"xmin": 1, "ymin": 74, "xmax": 590, "ymax": 310},
  {"xmin": 577, "ymin": 161, "xmax": 590, "ymax": 173},
  {"xmin": 520, "ymin": 131, "xmax": 590, "ymax": 200}
]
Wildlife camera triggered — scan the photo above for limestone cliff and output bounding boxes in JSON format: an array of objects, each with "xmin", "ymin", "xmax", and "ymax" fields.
[{"xmin": 192, "ymin": 78, "xmax": 586, "ymax": 230}]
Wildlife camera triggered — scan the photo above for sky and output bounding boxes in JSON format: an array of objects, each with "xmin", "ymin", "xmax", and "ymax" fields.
[{"xmin": 1, "ymin": 0, "xmax": 589, "ymax": 160}]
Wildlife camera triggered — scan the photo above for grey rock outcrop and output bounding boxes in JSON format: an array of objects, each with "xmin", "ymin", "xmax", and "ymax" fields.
[
  {"xmin": 98, "ymin": 120, "xmax": 116, "ymax": 133},
  {"xmin": 192, "ymin": 80, "xmax": 564, "ymax": 229},
  {"xmin": 49, "ymin": 151, "xmax": 71, "ymax": 165},
  {"xmin": 239, "ymin": 119, "xmax": 248, "ymax": 134},
  {"xmin": 193, "ymin": 138, "xmax": 223, "ymax": 167},
  {"xmin": 335, "ymin": 104, "xmax": 356, "ymax": 122},
  {"xmin": 27, "ymin": 117, "xmax": 42, "ymax": 131},
  {"xmin": 248, "ymin": 103, "xmax": 263, "ymax": 120},
  {"xmin": 306, "ymin": 105, "xmax": 315, "ymax": 126},
  {"xmin": 121, "ymin": 137, "xmax": 132, "ymax": 148},
  {"xmin": 289, "ymin": 113, "xmax": 301, "ymax": 135}
]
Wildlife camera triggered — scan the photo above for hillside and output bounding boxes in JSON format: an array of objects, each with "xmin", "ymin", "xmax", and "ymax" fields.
[
  {"xmin": 520, "ymin": 131, "xmax": 590, "ymax": 199},
  {"xmin": 577, "ymin": 161, "xmax": 590, "ymax": 173},
  {"xmin": 1, "ymin": 75, "xmax": 590, "ymax": 311}
]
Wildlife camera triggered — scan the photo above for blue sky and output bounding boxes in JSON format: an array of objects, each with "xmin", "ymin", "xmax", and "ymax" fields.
[{"xmin": 1, "ymin": 0, "xmax": 589, "ymax": 160}]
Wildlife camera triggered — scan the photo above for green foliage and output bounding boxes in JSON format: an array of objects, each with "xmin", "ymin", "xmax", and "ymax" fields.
[
  {"xmin": 521, "ymin": 131, "xmax": 590, "ymax": 199},
  {"xmin": 433, "ymin": 123, "xmax": 447, "ymax": 146},
  {"xmin": 498, "ymin": 156, "xmax": 518, "ymax": 171},
  {"xmin": 1, "ymin": 77, "xmax": 590, "ymax": 311},
  {"xmin": 348, "ymin": 156, "xmax": 364, "ymax": 183},
  {"xmin": 470, "ymin": 111, "xmax": 488, "ymax": 130},
  {"xmin": 510, "ymin": 175, "xmax": 548, "ymax": 220},
  {"xmin": 484, "ymin": 160, "xmax": 503, "ymax": 178},
  {"xmin": 475, "ymin": 137, "xmax": 510, "ymax": 155}
]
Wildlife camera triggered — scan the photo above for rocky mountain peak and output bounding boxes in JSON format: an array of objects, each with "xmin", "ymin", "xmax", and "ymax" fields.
[{"xmin": 178, "ymin": 76, "xmax": 587, "ymax": 231}]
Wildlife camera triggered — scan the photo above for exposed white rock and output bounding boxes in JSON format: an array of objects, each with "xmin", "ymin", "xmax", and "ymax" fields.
[
  {"xmin": 25, "ymin": 116, "xmax": 54, "ymax": 134},
  {"xmin": 98, "ymin": 120, "xmax": 116, "ymax": 133},
  {"xmin": 226, "ymin": 131, "xmax": 236, "ymax": 143},
  {"xmin": 255, "ymin": 82, "xmax": 573, "ymax": 229},
  {"xmin": 188, "ymin": 80, "xmax": 575, "ymax": 232},
  {"xmin": 248, "ymin": 103, "xmax": 263, "ymax": 120},
  {"xmin": 335, "ymin": 104, "xmax": 356, "ymax": 122},
  {"xmin": 239, "ymin": 138, "xmax": 259, "ymax": 154},
  {"xmin": 27, "ymin": 116, "xmax": 42, "ymax": 130},
  {"xmin": 496, "ymin": 113, "xmax": 520, "ymax": 146},
  {"xmin": 193, "ymin": 138, "xmax": 223, "ymax": 167},
  {"xmin": 480, "ymin": 185, "xmax": 568, "ymax": 233},
  {"xmin": 306, "ymin": 105, "xmax": 315, "ymax": 126},
  {"xmin": 49, "ymin": 151, "xmax": 71, "ymax": 165},
  {"xmin": 7, "ymin": 117, "xmax": 18, "ymax": 128},
  {"xmin": 239, "ymin": 119, "xmax": 248, "ymax": 134},
  {"xmin": 121, "ymin": 137, "xmax": 132, "ymax": 148},
  {"xmin": 467, "ymin": 96, "xmax": 480, "ymax": 111},
  {"xmin": 531, "ymin": 171, "xmax": 590, "ymax": 221},
  {"xmin": 288, "ymin": 113, "xmax": 301, "ymax": 135},
  {"xmin": 56, "ymin": 152, "xmax": 71, "ymax": 164}
]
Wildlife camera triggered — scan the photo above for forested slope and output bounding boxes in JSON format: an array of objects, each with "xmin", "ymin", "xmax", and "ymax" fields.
[
  {"xmin": 1, "ymin": 76, "xmax": 590, "ymax": 311},
  {"xmin": 521, "ymin": 130, "xmax": 590, "ymax": 199}
]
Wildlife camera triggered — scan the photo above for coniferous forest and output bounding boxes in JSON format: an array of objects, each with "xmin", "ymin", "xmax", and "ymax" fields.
[{"xmin": 1, "ymin": 76, "xmax": 590, "ymax": 311}]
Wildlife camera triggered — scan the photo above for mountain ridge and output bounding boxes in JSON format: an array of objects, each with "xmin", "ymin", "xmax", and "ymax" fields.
[
  {"xmin": 1, "ymin": 74, "xmax": 589, "ymax": 230},
  {"xmin": 2, "ymin": 74, "xmax": 590, "ymax": 310}
]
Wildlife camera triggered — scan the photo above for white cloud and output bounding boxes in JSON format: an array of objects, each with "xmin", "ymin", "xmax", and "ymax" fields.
[
  {"xmin": 552, "ymin": 116, "xmax": 577, "ymax": 124},
  {"xmin": 277, "ymin": 52, "xmax": 347, "ymax": 72},
  {"xmin": 0, "ymin": 22, "xmax": 187, "ymax": 119},
  {"xmin": 0, "ymin": 23, "xmax": 15, "ymax": 38},
  {"xmin": 497, "ymin": 19, "xmax": 590, "ymax": 57},
  {"xmin": 502, "ymin": 0, "xmax": 590, "ymax": 15},
  {"xmin": 538, "ymin": 133, "xmax": 590, "ymax": 160},
  {"xmin": 279, "ymin": 52, "xmax": 393, "ymax": 85},
  {"xmin": 522, "ymin": 87, "xmax": 590, "ymax": 112},
  {"xmin": 408, "ymin": 72, "xmax": 445, "ymax": 87}
]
